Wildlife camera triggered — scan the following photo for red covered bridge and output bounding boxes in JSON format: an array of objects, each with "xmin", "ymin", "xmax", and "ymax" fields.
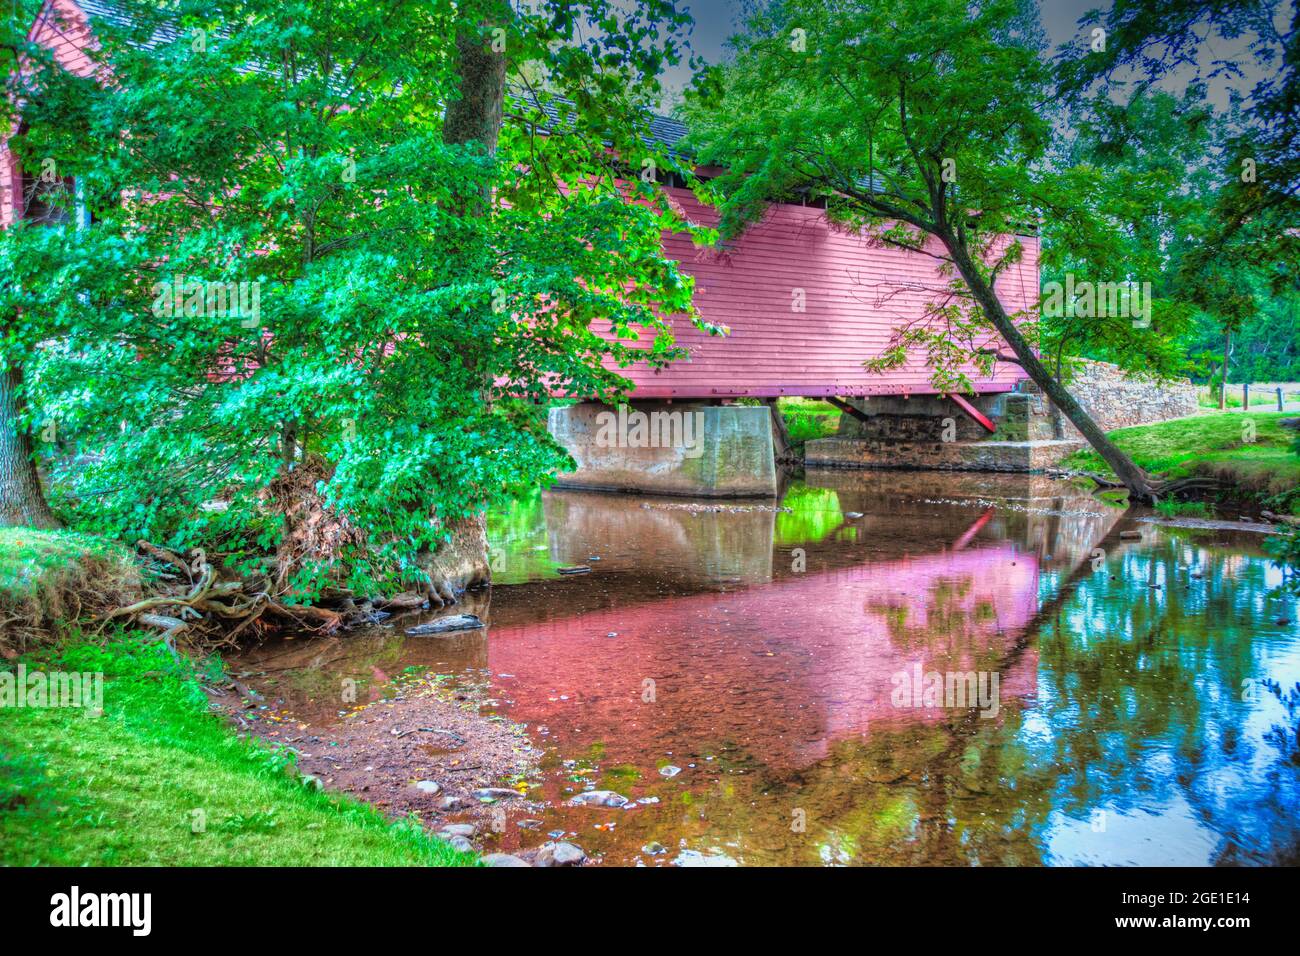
[
  {"xmin": 611, "ymin": 177, "xmax": 1036, "ymax": 401},
  {"xmin": 5, "ymin": 0, "xmax": 1038, "ymax": 498}
]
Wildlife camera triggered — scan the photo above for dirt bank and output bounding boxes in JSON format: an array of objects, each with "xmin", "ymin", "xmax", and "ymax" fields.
[{"xmin": 208, "ymin": 601, "xmax": 561, "ymax": 863}]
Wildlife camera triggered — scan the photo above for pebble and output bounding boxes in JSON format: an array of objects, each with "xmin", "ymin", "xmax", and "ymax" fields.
[
  {"xmin": 568, "ymin": 790, "xmax": 629, "ymax": 808},
  {"xmin": 534, "ymin": 842, "xmax": 587, "ymax": 867},
  {"xmin": 440, "ymin": 823, "xmax": 476, "ymax": 838},
  {"xmin": 435, "ymin": 796, "xmax": 467, "ymax": 812},
  {"xmin": 414, "ymin": 780, "xmax": 441, "ymax": 794},
  {"xmin": 659, "ymin": 765, "xmax": 682, "ymax": 778},
  {"xmin": 445, "ymin": 835, "xmax": 474, "ymax": 853}
]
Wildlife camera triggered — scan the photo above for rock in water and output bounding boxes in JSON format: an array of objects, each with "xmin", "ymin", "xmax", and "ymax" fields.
[
  {"xmin": 472, "ymin": 787, "xmax": 523, "ymax": 802},
  {"xmin": 535, "ymin": 842, "xmax": 586, "ymax": 867},
  {"xmin": 445, "ymin": 835, "xmax": 475, "ymax": 853},
  {"xmin": 567, "ymin": 790, "xmax": 628, "ymax": 808},
  {"xmin": 557, "ymin": 565, "xmax": 591, "ymax": 575},
  {"xmin": 405, "ymin": 614, "xmax": 485, "ymax": 636}
]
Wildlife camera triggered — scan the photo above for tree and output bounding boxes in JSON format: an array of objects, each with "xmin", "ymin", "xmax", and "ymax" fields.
[
  {"xmin": 1058, "ymin": 0, "xmax": 1299, "ymax": 293},
  {"xmin": 0, "ymin": 5, "xmax": 72, "ymax": 529},
  {"xmin": 0, "ymin": 208, "xmax": 148, "ymax": 531},
  {"xmin": 8, "ymin": 0, "xmax": 703, "ymax": 609},
  {"xmin": 1039, "ymin": 88, "xmax": 1215, "ymax": 384},
  {"xmin": 684, "ymin": 0, "xmax": 1167, "ymax": 498}
]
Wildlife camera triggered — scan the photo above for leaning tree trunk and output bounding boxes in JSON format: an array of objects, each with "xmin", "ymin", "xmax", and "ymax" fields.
[
  {"xmin": 0, "ymin": 362, "xmax": 60, "ymax": 529},
  {"xmin": 947, "ymin": 242, "xmax": 1159, "ymax": 501},
  {"xmin": 413, "ymin": 11, "xmax": 508, "ymax": 606}
]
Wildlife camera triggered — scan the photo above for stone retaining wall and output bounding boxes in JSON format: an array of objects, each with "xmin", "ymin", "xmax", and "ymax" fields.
[{"xmin": 1054, "ymin": 359, "xmax": 1199, "ymax": 435}]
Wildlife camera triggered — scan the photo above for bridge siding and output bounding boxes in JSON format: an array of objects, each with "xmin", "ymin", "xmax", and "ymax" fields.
[{"xmin": 602, "ymin": 187, "xmax": 1035, "ymax": 399}]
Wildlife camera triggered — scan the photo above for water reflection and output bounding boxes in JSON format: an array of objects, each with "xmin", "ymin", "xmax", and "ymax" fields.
[{"xmin": 234, "ymin": 470, "xmax": 1300, "ymax": 865}]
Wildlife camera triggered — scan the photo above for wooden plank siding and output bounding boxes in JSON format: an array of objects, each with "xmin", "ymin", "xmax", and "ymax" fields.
[
  {"xmin": 601, "ymin": 186, "xmax": 1035, "ymax": 399},
  {"xmin": 1, "ymin": 0, "xmax": 98, "ymax": 228}
]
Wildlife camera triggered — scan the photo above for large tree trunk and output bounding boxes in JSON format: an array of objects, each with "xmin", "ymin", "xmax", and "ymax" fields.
[
  {"xmin": 0, "ymin": 362, "xmax": 61, "ymax": 529},
  {"xmin": 947, "ymin": 241, "xmax": 1158, "ymax": 501},
  {"xmin": 413, "ymin": 11, "xmax": 508, "ymax": 607},
  {"xmin": 442, "ymin": 22, "xmax": 507, "ymax": 159}
]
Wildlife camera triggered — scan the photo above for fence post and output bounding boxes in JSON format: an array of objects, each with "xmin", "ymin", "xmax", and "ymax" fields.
[
  {"xmin": 1242, "ymin": 383, "xmax": 1249, "ymax": 410},
  {"xmin": 1280, "ymin": 387, "xmax": 1286, "ymax": 412}
]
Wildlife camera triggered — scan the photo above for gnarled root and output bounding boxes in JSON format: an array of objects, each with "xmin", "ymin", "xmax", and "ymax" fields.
[
  {"xmin": 1076, "ymin": 470, "xmax": 1227, "ymax": 505},
  {"xmin": 111, "ymin": 514, "xmax": 494, "ymax": 647},
  {"xmin": 415, "ymin": 513, "xmax": 491, "ymax": 608}
]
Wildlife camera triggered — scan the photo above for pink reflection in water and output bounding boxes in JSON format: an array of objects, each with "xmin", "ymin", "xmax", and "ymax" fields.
[{"xmin": 486, "ymin": 544, "xmax": 1040, "ymax": 774}]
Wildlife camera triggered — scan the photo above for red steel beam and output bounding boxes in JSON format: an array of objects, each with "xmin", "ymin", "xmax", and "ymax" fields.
[{"xmin": 945, "ymin": 392, "xmax": 997, "ymax": 434}]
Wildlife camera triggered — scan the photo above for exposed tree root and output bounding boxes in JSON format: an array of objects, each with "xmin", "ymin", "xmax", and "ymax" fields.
[
  {"xmin": 1073, "ymin": 469, "xmax": 1227, "ymax": 504},
  {"xmin": 104, "ymin": 539, "xmax": 463, "ymax": 649}
]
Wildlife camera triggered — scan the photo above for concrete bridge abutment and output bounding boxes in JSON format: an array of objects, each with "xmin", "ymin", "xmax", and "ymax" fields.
[{"xmin": 548, "ymin": 402, "xmax": 778, "ymax": 497}]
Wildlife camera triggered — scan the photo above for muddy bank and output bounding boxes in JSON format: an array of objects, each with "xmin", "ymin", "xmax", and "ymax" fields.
[{"xmin": 211, "ymin": 593, "xmax": 578, "ymax": 865}]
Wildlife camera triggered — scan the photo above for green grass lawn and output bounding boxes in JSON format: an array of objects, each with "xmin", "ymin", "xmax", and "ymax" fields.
[
  {"xmin": 780, "ymin": 398, "xmax": 842, "ymax": 454},
  {"xmin": 0, "ymin": 634, "xmax": 476, "ymax": 866},
  {"xmin": 1061, "ymin": 411, "xmax": 1300, "ymax": 508}
]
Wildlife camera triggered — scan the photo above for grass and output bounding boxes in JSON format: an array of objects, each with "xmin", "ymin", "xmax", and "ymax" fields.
[
  {"xmin": 0, "ymin": 634, "xmax": 477, "ymax": 866},
  {"xmin": 1154, "ymin": 499, "xmax": 1212, "ymax": 518},
  {"xmin": 0, "ymin": 528, "xmax": 139, "ymax": 656},
  {"xmin": 780, "ymin": 398, "xmax": 842, "ymax": 455},
  {"xmin": 1060, "ymin": 411, "xmax": 1300, "ymax": 509}
]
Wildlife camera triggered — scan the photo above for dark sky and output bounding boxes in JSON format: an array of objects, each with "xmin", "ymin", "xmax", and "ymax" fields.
[
  {"xmin": 659, "ymin": 0, "xmax": 1267, "ymax": 107},
  {"xmin": 663, "ymin": 0, "xmax": 1114, "ymax": 90}
]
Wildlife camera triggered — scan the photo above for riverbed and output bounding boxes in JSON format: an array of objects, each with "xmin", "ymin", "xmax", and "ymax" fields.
[{"xmin": 228, "ymin": 469, "xmax": 1300, "ymax": 865}]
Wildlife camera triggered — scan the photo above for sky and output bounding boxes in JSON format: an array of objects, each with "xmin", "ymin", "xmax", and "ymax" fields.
[
  {"xmin": 656, "ymin": 0, "xmax": 1273, "ymax": 108},
  {"xmin": 660, "ymin": 0, "xmax": 1115, "ymax": 93}
]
